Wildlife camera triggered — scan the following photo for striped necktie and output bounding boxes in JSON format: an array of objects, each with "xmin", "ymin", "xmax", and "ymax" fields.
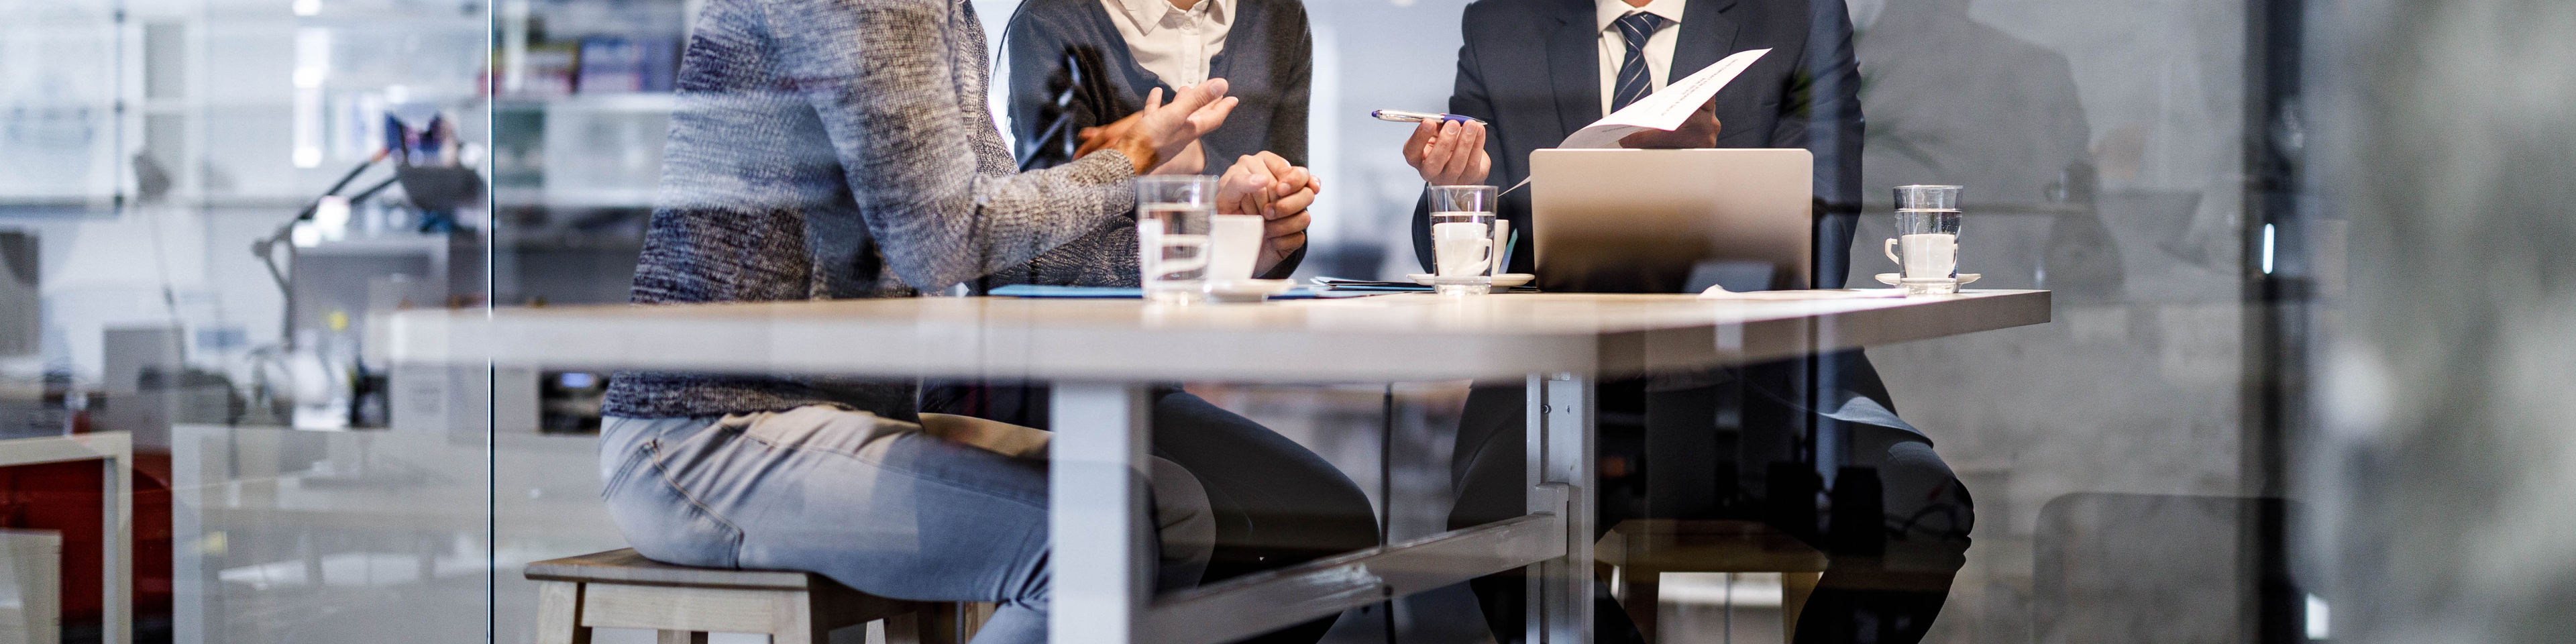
[{"xmin": 1609, "ymin": 11, "xmax": 1668, "ymax": 113}]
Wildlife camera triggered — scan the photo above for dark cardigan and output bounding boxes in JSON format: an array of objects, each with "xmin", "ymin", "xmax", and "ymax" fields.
[
  {"xmin": 1004, "ymin": 0, "xmax": 1312, "ymax": 170},
  {"xmin": 996, "ymin": 0, "xmax": 1313, "ymax": 281}
]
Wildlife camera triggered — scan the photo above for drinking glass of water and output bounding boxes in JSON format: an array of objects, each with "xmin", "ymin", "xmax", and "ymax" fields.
[
  {"xmin": 1886, "ymin": 184, "xmax": 1964, "ymax": 295},
  {"xmin": 1136, "ymin": 176, "xmax": 1218, "ymax": 305},
  {"xmin": 1428, "ymin": 185, "xmax": 1499, "ymax": 296}
]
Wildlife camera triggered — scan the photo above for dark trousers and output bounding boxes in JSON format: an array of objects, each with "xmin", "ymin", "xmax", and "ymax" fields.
[
  {"xmin": 922, "ymin": 383, "xmax": 1383, "ymax": 644},
  {"xmin": 1446, "ymin": 363, "xmax": 1974, "ymax": 644}
]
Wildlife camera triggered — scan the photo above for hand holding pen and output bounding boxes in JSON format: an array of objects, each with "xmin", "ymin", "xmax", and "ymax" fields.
[
  {"xmin": 1396, "ymin": 113, "xmax": 1491, "ymax": 186},
  {"xmin": 1371, "ymin": 109, "xmax": 1486, "ymax": 125}
]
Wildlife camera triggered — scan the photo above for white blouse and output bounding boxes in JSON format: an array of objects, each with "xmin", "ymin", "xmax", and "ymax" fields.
[{"xmin": 1098, "ymin": 0, "xmax": 1239, "ymax": 87}]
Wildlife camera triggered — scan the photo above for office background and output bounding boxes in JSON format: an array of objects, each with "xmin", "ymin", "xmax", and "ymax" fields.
[{"xmin": 0, "ymin": 0, "xmax": 2560, "ymax": 641}]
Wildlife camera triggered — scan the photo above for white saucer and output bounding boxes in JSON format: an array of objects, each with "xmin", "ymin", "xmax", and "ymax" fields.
[
  {"xmin": 1408, "ymin": 273, "xmax": 1534, "ymax": 287},
  {"xmin": 1208, "ymin": 279, "xmax": 1296, "ymax": 302},
  {"xmin": 1874, "ymin": 273, "xmax": 1980, "ymax": 286}
]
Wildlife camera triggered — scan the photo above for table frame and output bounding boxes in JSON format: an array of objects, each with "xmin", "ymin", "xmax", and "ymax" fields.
[
  {"xmin": 1047, "ymin": 373, "xmax": 1599, "ymax": 644},
  {"xmin": 385, "ymin": 291, "xmax": 2051, "ymax": 644}
]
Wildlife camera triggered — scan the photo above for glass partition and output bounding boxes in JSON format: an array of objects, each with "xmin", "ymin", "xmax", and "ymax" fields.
[
  {"xmin": 7, "ymin": 0, "xmax": 2569, "ymax": 641},
  {"xmin": 3, "ymin": 0, "xmax": 494, "ymax": 640},
  {"xmin": 1835, "ymin": 0, "xmax": 2268, "ymax": 640},
  {"xmin": 483, "ymin": 1, "xmax": 674, "ymax": 637}
]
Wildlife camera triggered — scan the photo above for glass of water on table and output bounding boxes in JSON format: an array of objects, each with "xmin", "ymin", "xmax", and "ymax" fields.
[
  {"xmin": 1136, "ymin": 176, "xmax": 1218, "ymax": 305},
  {"xmin": 1886, "ymin": 184, "xmax": 1965, "ymax": 295},
  {"xmin": 1428, "ymin": 185, "xmax": 1499, "ymax": 297}
]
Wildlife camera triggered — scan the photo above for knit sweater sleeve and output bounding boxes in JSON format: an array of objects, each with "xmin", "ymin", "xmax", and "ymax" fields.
[{"xmin": 759, "ymin": 0, "xmax": 1138, "ymax": 292}]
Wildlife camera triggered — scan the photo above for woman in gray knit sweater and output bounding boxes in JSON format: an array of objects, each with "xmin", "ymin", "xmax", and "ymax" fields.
[{"xmin": 596, "ymin": 0, "xmax": 1267, "ymax": 640}]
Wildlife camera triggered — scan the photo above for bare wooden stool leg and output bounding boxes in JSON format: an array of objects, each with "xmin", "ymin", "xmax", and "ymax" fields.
[
  {"xmin": 882, "ymin": 604, "xmax": 930, "ymax": 644},
  {"xmin": 958, "ymin": 602, "xmax": 996, "ymax": 643},
  {"xmin": 780, "ymin": 586, "xmax": 825, "ymax": 644},
  {"xmin": 537, "ymin": 581, "xmax": 594, "ymax": 644}
]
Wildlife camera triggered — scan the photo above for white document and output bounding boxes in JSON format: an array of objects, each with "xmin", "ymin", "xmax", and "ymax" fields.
[
  {"xmin": 1504, "ymin": 48, "xmax": 1772, "ymax": 193},
  {"xmin": 1559, "ymin": 48, "xmax": 1772, "ymax": 149}
]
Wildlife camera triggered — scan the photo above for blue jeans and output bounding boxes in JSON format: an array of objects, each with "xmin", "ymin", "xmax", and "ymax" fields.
[{"xmin": 600, "ymin": 407, "xmax": 1213, "ymax": 644}]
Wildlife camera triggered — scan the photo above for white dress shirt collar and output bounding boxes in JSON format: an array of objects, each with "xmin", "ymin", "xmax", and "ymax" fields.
[
  {"xmin": 1116, "ymin": 0, "xmax": 1234, "ymax": 37},
  {"xmin": 1594, "ymin": 0, "xmax": 1687, "ymax": 36},
  {"xmin": 1593, "ymin": 0, "xmax": 1688, "ymax": 115},
  {"xmin": 1102, "ymin": 0, "xmax": 1236, "ymax": 85}
]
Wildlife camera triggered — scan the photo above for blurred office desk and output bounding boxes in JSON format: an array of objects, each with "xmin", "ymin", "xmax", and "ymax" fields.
[
  {"xmin": 0, "ymin": 431, "xmax": 131, "ymax": 644},
  {"xmin": 165, "ymin": 425, "xmax": 629, "ymax": 643},
  {"xmin": 386, "ymin": 290, "xmax": 2050, "ymax": 644}
]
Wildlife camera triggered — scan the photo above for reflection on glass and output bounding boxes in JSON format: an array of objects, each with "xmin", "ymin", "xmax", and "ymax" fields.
[
  {"xmin": 5, "ymin": 0, "xmax": 2550, "ymax": 638},
  {"xmin": 3, "ymin": 0, "xmax": 496, "ymax": 639}
]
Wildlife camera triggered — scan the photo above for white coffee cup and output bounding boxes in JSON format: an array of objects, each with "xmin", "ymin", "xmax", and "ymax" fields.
[
  {"xmin": 1207, "ymin": 214, "xmax": 1265, "ymax": 282},
  {"xmin": 1432, "ymin": 221, "xmax": 1493, "ymax": 278},
  {"xmin": 1882, "ymin": 233, "xmax": 1958, "ymax": 279}
]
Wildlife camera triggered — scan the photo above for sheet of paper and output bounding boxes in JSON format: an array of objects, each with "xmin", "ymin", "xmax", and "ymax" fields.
[
  {"xmin": 1502, "ymin": 48, "xmax": 1772, "ymax": 194},
  {"xmin": 1559, "ymin": 48, "xmax": 1772, "ymax": 149}
]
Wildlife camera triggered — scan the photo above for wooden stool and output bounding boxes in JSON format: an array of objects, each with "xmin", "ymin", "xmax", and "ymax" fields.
[
  {"xmin": 529, "ymin": 549, "xmax": 980, "ymax": 644},
  {"xmin": 1595, "ymin": 520, "xmax": 1829, "ymax": 643}
]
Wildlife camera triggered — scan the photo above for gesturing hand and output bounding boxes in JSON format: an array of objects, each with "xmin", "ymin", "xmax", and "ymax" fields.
[
  {"xmin": 1217, "ymin": 152, "xmax": 1319, "ymax": 276},
  {"xmin": 1403, "ymin": 119, "xmax": 1491, "ymax": 186},
  {"xmin": 1080, "ymin": 117, "xmax": 1206, "ymax": 174},
  {"xmin": 1079, "ymin": 80, "xmax": 1238, "ymax": 174},
  {"xmin": 1073, "ymin": 113, "xmax": 1138, "ymax": 159}
]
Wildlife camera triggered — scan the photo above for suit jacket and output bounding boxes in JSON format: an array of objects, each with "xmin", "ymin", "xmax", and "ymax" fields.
[
  {"xmin": 1411, "ymin": 0, "xmax": 1865, "ymax": 291},
  {"xmin": 1418, "ymin": 0, "xmax": 1919, "ymax": 439}
]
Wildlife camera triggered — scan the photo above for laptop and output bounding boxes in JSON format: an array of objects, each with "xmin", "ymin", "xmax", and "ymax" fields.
[{"xmin": 1527, "ymin": 148, "xmax": 1813, "ymax": 293}]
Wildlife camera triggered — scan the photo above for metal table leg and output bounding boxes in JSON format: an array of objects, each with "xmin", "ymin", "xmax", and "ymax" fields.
[
  {"xmin": 1051, "ymin": 382, "xmax": 1154, "ymax": 644},
  {"xmin": 1527, "ymin": 374, "xmax": 1595, "ymax": 644},
  {"xmin": 1048, "ymin": 377, "xmax": 1591, "ymax": 644}
]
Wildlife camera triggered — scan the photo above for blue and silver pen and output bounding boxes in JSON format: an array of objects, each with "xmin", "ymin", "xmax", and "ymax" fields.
[{"xmin": 1372, "ymin": 109, "xmax": 1487, "ymax": 125}]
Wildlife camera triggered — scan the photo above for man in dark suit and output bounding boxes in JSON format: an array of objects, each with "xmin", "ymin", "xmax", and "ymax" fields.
[
  {"xmin": 1404, "ymin": 0, "xmax": 1862, "ymax": 288},
  {"xmin": 1399, "ymin": 1, "xmax": 1975, "ymax": 643}
]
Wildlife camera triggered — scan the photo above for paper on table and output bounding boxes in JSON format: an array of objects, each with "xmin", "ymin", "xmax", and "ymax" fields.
[{"xmin": 1502, "ymin": 48, "xmax": 1772, "ymax": 193}]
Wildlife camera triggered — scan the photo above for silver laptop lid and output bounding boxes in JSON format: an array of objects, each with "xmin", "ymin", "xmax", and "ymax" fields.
[{"xmin": 1527, "ymin": 148, "xmax": 1813, "ymax": 292}]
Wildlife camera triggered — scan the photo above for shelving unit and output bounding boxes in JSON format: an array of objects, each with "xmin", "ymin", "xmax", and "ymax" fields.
[
  {"xmin": 486, "ymin": 0, "xmax": 694, "ymax": 309},
  {"xmin": 107, "ymin": 3, "xmax": 492, "ymax": 209},
  {"xmin": 492, "ymin": 93, "xmax": 676, "ymax": 210}
]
